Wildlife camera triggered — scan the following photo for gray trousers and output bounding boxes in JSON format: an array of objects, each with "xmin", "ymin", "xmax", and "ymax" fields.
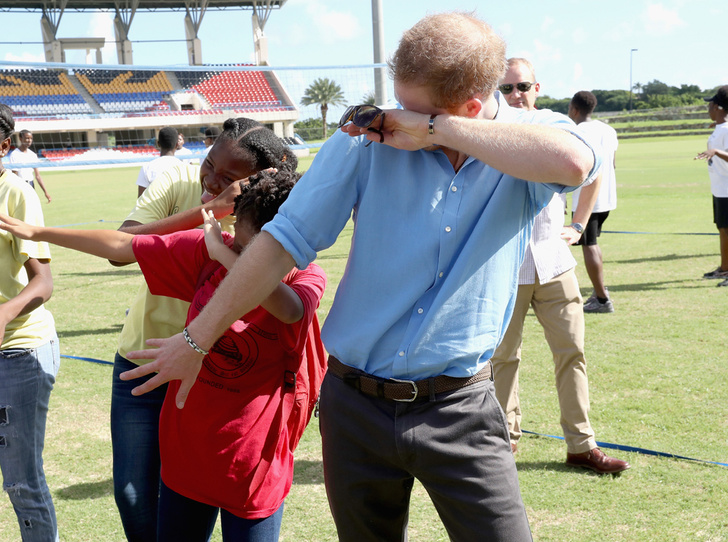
[{"xmin": 319, "ymin": 370, "xmax": 532, "ymax": 542}]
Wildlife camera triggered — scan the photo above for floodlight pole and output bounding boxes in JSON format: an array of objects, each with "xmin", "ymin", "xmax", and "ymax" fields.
[
  {"xmin": 371, "ymin": 0, "xmax": 387, "ymax": 106},
  {"xmin": 629, "ymin": 48, "xmax": 638, "ymax": 113}
]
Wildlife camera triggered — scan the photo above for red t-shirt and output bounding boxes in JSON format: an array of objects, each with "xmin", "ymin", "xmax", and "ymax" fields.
[{"xmin": 132, "ymin": 229, "xmax": 326, "ymax": 519}]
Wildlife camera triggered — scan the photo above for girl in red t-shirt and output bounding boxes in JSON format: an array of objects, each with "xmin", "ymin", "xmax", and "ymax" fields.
[{"xmin": 0, "ymin": 170, "xmax": 327, "ymax": 541}]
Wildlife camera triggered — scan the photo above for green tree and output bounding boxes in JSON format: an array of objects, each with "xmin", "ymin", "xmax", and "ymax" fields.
[
  {"xmin": 535, "ymin": 95, "xmax": 570, "ymax": 114},
  {"xmin": 632, "ymin": 82, "xmax": 644, "ymax": 99},
  {"xmin": 300, "ymin": 78, "xmax": 346, "ymax": 139},
  {"xmin": 642, "ymin": 79, "xmax": 670, "ymax": 96},
  {"xmin": 678, "ymin": 84, "xmax": 701, "ymax": 95},
  {"xmin": 293, "ymin": 117, "xmax": 338, "ymax": 142},
  {"xmin": 592, "ymin": 89, "xmax": 631, "ymax": 112}
]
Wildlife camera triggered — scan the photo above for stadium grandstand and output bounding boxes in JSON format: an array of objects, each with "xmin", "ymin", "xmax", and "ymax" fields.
[{"xmin": 0, "ymin": 0, "xmax": 312, "ymax": 162}]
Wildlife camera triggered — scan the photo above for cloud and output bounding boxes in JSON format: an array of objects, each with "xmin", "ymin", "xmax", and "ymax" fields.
[
  {"xmin": 573, "ymin": 62, "xmax": 583, "ymax": 83},
  {"xmin": 276, "ymin": 22, "xmax": 307, "ymax": 50},
  {"xmin": 643, "ymin": 3, "xmax": 685, "ymax": 36},
  {"xmin": 316, "ymin": 11, "xmax": 361, "ymax": 41},
  {"xmin": 533, "ymin": 39, "xmax": 562, "ymax": 64},
  {"xmin": 297, "ymin": 0, "xmax": 362, "ymax": 44},
  {"xmin": 497, "ymin": 22, "xmax": 513, "ymax": 38},
  {"xmin": 87, "ymin": 11, "xmax": 117, "ymax": 63},
  {"xmin": 541, "ymin": 16, "xmax": 554, "ymax": 32},
  {"xmin": 605, "ymin": 21, "xmax": 635, "ymax": 42},
  {"xmin": 572, "ymin": 27, "xmax": 587, "ymax": 45}
]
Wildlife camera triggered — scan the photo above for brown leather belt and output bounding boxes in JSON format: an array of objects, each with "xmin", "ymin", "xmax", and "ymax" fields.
[{"xmin": 328, "ymin": 355, "xmax": 492, "ymax": 402}]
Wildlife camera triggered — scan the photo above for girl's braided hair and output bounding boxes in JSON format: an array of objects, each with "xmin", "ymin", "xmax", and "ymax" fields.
[
  {"xmin": 0, "ymin": 104, "xmax": 15, "ymax": 141},
  {"xmin": 218, "ymin": 117, "xmax": 298, "ymax": 173},
  {"xmin": 233, "ymin": 168, "xmax": 301, "ymax": 232}
]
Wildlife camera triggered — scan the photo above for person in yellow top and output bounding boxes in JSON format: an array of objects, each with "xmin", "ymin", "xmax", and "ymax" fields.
[
  {"xmin": 109, "ymin": 117, "xmax": 297, "ymax": 542},
  {"xmin": 0, "ymin": 103, "xmax": 60, "ymax": 542}
]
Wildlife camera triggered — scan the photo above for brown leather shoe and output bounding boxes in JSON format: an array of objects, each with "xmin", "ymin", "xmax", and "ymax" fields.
[
  {"xmin": 510, "ymin": 442, "xmax": 518, "ymax": 454},
  {"xmin": 566, "ymin": 448, "xmax": 630, "ymax": 474}
]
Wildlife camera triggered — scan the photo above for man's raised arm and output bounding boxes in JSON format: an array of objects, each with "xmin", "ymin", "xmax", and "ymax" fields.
[
  {"xmin": 432, "ymin": 114, "xmax": 595, "ymax": 186},
  {"xmin": 123, "ymin": 231, "xmax": 296, "ymax": 408},
  {"xmin": 342, "ymin": 102, "xmax": 596, "ymax": 187}
]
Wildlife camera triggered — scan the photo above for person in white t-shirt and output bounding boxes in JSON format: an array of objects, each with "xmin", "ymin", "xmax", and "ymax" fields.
[
  {"xmin": 175, "ymin": 132, "xmax": 195, "ymax": 165},
  {"xmin": 136, "ymin": 127, "xmax": 182, "ymax": 198},
  {"xmin": 7, "ymin": 130, "xmax": 51, "ymax": 203},
  {"xmin": 568, "ymin": 91, "xmax": 618, "ymax": 312},
  {"xmin": 695, "ymin": 85, "xmax": 728, "ymax": 286},
  {"xmin": 201, "ymin": 126, "xmax": 220, "ymax": 157}
]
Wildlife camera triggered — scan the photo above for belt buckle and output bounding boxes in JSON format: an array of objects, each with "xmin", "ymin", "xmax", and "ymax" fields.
[{"xmin": 390, "ymin": 378, "xmax": 418, "ymax": 402}]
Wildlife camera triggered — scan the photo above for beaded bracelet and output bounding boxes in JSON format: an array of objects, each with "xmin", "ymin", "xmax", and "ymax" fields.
[
  {"xmin": 428, "ymin": 114, "xmax": 437, "ymax": 135},
  {"xmin": 182, "ymin": 327, "xmax": 209, "ymax": 356}
]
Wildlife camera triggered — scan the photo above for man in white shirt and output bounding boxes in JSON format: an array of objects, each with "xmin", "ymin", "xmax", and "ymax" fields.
[
  {"xmin": 136, "ymin": 127, "xmax": 182, "ymax": 197},
  {"xmin": 568, "ymin": 91, "xmax": 619, "ymax": 312},
  {"xmin": 491, "ymin": 58, "xmax": 629, "ymax": 474},
  {"xmin": 7, "ymin": 130, "xmax": 51, "ymax": 203}
]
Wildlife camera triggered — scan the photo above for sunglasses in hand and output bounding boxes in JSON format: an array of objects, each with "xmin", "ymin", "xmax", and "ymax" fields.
[
  {"xmin": 498, "ymin": 81, "xmax": 534, "ymax": 95},
  {"xmin": 339, "ymin": 104, "xmax": 385, "ymax": 147}
]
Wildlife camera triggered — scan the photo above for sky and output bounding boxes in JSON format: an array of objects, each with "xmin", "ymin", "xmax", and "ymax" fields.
[{"xmin": 2, "ymin": 0, "xmax": 726, "ymax": 113}]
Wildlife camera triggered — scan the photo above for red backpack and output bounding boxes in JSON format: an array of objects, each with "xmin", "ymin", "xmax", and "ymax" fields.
[{"xmin": 284, "ymin": 311, "xmax": 327, "ymax": 451}]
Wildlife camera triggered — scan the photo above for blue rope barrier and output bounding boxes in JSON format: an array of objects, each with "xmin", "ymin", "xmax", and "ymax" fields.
[
  {"xmin": 57, "ymin": 355, "xmax": 728, "ymax": 468},
  {"xmin": 602, "ymin": 230, "xmax": 717, "ymax": 236},
  {"xmin": 61, "ymin": 354, "xmax": 114, "ymax": 366},
  {"xmin": 522, "ymin": 430, "xmax": 728, "ymax": 468}
]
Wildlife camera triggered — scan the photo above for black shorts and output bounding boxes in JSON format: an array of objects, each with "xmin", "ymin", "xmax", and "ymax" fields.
[
  {"xmin": 575, "ymin": 211, "xmax": 610, "ymax": 246},
  {"xmin": 713, "ymin": 196, "xmax": 728, "ymax": 229}
]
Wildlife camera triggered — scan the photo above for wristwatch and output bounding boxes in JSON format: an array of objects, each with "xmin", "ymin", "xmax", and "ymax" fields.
[{"xmin": 570, "ymin": 222, "xmax": 584, "ymax": 234}]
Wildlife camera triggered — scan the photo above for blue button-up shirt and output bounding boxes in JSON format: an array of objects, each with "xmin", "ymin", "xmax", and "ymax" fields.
[{"xmin": 263, "ymin": 95, "xmax": 598, "ymax": 379}]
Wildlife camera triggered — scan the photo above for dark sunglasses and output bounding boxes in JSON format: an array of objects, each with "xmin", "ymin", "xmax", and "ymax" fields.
[
  {"xmin": 339, "ymin": 104, "xmax": 385, "ymax": 147},
  {"xmin": 498, "ymin": 82, "xmax": 534, "ymax": 95}
]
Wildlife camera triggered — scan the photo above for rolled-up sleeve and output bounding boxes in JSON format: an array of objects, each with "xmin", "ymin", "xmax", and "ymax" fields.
[{"xmin": 262, "ymin": 131, "xmax": 365, "ymax": 269}]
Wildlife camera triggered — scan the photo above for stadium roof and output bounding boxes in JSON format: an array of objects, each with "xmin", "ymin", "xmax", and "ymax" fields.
[
  {"xmin": 0, "ymin": 0, "xmax": 287, "ymax": 12},
  {"xmin": 1, "ymin": 0, "xmax": 288, "ymax": 65}
]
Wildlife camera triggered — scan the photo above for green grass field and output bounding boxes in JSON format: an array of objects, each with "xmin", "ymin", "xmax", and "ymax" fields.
[{"xmin": 1, "ymin": 135, "xmax": 727, "ymax": 541}]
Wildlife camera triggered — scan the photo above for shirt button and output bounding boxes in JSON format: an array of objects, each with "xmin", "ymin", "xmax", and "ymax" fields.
[
  {"xmin": 417, "ymin": 308, "xmax": 424, "ymax": 314},
  {"xmin": 398, "ymin": 351, "xmax": 405, "ymax": 357},
  {"xmin": 445, "ymin": 226, "xmax": 452, "ymax": 233},
  {"xmin": 439, "ymin": 272, "xmax": 444, "ymax": 278},
  {"xmin": 451, "ymin": 186, "xmax": 458, "ymax": 192}
]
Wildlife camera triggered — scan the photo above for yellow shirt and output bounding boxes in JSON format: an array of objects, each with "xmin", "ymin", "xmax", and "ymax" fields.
[
  {"xmin": 117, "ymin": 164, "xmax": 235, "ymax": 360},
  {"xmin": 0, "ymin": 170, "xmax": 55, "ymax": 349}
]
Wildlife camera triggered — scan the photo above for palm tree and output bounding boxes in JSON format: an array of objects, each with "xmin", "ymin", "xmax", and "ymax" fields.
[
  {"xmin": 300, "ymin": 78, "xmax": 345, "ymax": 139},
  {"xmin": 632, "ymin": 82, "xmax": 643, "ymax": 100}
]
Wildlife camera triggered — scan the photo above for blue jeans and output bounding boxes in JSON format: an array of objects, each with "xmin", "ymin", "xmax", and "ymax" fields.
[
  {"xmin": 110, "ymin": 353, "xmax": 167, "ymax": 542},
  {"xmin": 158, "ymin": 481, "xmax": 284, "ymax": 542},
  {"xmin": 0, "ymin": 335, "xmax": 60, "ymax": 542}
]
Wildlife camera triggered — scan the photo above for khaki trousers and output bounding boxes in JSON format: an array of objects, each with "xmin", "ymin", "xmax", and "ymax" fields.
[{"xmin": 492, "ymin": 268, "xmax": 597, "ymax": 453}]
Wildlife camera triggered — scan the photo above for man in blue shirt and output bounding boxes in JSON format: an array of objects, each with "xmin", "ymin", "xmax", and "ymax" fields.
[{"xmin": 123, "ymin": 12, "xmax": 598, "ymax": 541}]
